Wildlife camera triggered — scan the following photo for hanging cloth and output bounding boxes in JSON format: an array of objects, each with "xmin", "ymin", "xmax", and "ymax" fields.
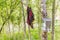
[{"xmin": 27, "ymin": 6, "xmax": 34, "ymax": 28}]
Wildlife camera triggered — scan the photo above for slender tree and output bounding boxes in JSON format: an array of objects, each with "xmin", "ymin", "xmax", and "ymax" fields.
[
  {"xmin": 51, "ymin": 0, "xmax": 55, "ymax": 40},
  {"xmin": 6, "ymin": 1, "xmax": 11, "ymax": 40},
  {"xmin": 37, "ymin": 0, "xmax": 41, "ymax": 40},
  {"xmin": 17, "ymin": 1, "xmax": 22, "ymax": 40},
  {"xmin": 21, "ymin": 0, "xmax": 26, "ymax": 40},
  {"xmin": 27, "ymin": 0, "xmax": 31, "ymax": 40},
  {"xmin": 41, "ymin": 0, "xmax": 47, "ymax": 40}
]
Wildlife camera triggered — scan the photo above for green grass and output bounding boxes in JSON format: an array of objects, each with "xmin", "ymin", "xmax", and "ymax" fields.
[{"xmin": 0, "ymin": 25, "xmax": 60, "ymax": 40}]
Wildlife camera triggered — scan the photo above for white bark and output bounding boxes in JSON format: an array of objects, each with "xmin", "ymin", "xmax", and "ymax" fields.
[
  {"xmin": 41, "ymin": 0, "xmax": 47, "ymax": 40},
  {"xmin": 41, "ymin": 0, "xmax": 51, "ymax": 40}
]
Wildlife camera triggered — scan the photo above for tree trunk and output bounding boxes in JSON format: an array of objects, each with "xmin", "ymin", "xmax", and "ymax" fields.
[
  {"xmin": 28, "ymin": 26, "xmax": 31, "ymax": 40},
  {"xmin": 37, "ymin": 0, "xmax": 41, "ymax": 40},
  {"xmin": 52, "ymin": 0, "xmax": 55, "ymax": 40},
  {"xmin": 21, "ymin": 0, "xmax": 26, "ymax": 40},
  {"xmin": 41, "ymin": 0, "xmax": 47, "ymax": 40},
  {"xmin": 27, "ymin": 0, "xmax": 31, "ymax": 40}
]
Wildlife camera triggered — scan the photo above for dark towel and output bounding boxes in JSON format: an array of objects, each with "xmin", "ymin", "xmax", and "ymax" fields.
[{"xmin": 27, "ymin": 7, "xmax": 34, "ymax": 28}]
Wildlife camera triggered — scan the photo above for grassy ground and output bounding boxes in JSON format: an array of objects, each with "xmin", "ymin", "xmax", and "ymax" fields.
[{"xmin": 0, "ymin": 25, "xmax": 60, "ymax": 40}]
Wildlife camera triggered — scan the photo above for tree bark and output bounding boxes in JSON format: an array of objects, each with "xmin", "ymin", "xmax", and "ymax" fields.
[
  {"xmin": 51, "ymin": 0, "xmax": 55, "ymax": 40},
  {"xmin": 41, "ymin": 0, "xmax": 47, "ymax": 40},
  {"xmin": 21, "ymin": 0, "xmax": 26, "ymax": 40}
]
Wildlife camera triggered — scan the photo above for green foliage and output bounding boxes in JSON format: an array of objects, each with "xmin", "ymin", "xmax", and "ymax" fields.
[
  {"xmin": 0, "ymin": 25, "xmax": 60, "ymax": 40},
  {"xmin": 0, "ymin": 0, "xmax": 60, "ymax": 40}
]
